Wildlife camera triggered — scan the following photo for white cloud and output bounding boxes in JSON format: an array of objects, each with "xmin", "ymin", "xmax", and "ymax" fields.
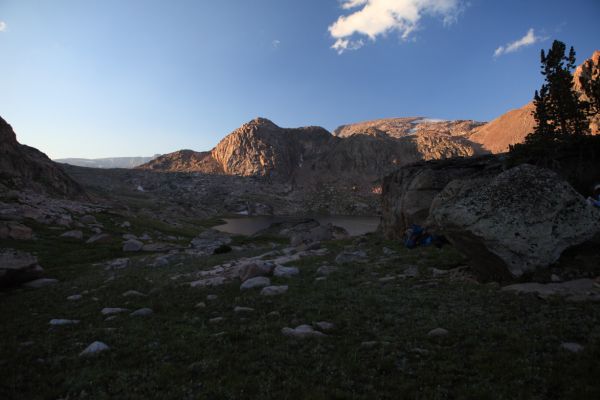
[
  {"xmin": 0, "ymin": 21, "xmax": 7, "ymax": 32},
  {"xmin": 272, "ymin": 39, "xmax": 281, "ymax": 49},
  {"xmin": 494, "ymin": 28, "xmax": 541, "ymax": 58},
  {"xmin": 328, "ymin": 0, "xmax": 463, "ymax": 54}
]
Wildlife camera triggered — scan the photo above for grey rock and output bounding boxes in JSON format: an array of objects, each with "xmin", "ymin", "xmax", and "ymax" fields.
[
  {"xmin": 234, "ymin": 306, "xmax": 255, "ymax": 313},
  {"xmin": 429, "ymin": 165, "xmax": 600, "ymax": 280},
  {"xmin": 122, "ymin": 233, "xmax": 138, "ymax": 240},
  {"xmin": 282, "ymin": 324, "xmax": 327, "ymax": 339},
  {"xmin": 86, "ymin": 233, "xmax": 111, "ymax": 244},
  {"xmin": 561, "ymin": 342, "xmax": 584, "ymax": 353},
  {"xmin": 206, "ymin": 294, "xmax": 218, "ymax": 301},
  {"xmin": 101, "ymin": 307, "xmax": 129, "ymax": 315},
  {"xmin": 502, "ymin": 279, "xmax": 599, "ymax": 300},
  {"xmin": 238, "ymin": 261, "xmax": 275, "ymax": 282},
  {"xmin": 240, "ymin": 276, "xmax": 271, "ymax": 291},
  {"xmin": 60, "ymin": 230, "xmax": 83, "ymax": 240},
  {"xmin": 80, "ymin": 215, "xmax": 98, "ymax": 225},
  {"xmin": 316, "ymin": 265, "xmax": 338, "ymax": 276},
  {"xmin": 260, "ymin": 285, "xmax": 288, "ymax": 296},
  {"xmin": 209, "ymin": 317, "xmax": 225, "ymax": 324},
  {"xmin": 49, "ymin": 319, "xmax": 80, "ymax": 326},
  {"xmin": 190, "ymin": 276, "xmax": 226, "ymax": 288},
  {"xmin": 67, "ymin": 294, "xmax": 82, "ymax": 301},
  {"xmin": 427, "ymin": 328, "xmax": 449, "ymax": 337},
  {"xmin": 273, "ymin": 265, "xmax": 299, "ymax": 278},
  {"xmin": 122, "ymin": 239, "xmax": 144, "ymax": 252},
  {"xmin": 314, "ymin": 321, "xmax": 335, "ymax": 331},
  {"xmin": 23, "ymin": 278, "xmax": 58, "ymax": 289},
  {"xmin": 0, "ymin": 249, "xmax": 44, "ymax": 287},
  {"xmin": 122, "ymin": 290, "xmax": 146, "ymax": 297},
  {"xmin": 130, "ymin": 308, "xmax": 153, "ymax": 317},
  {"xmin": 335, "ymin": 250, "xmax": 368, "ymax": 264},
  {"xmin": 79, "ymin": 341, "xmax": 110, "ymax": 357}
]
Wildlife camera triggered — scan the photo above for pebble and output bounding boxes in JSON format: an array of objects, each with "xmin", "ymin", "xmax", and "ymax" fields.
[
  {"xmin": 268, "ymin": 311, "xmax": 280, "ymax": 318},
  {"xmin": 67, "ymin": 294, "xmax": 82, "ymax": 301},
  {"xmin": 234, "ymin": 306, "xmax": 255, "ymax": 313},
  {"xmin": 24, "ymin": 278, "xmax": 59, "ymax": 289},
  {"xmin": 379, "ymin": 276, "xmax": 396, "ymax": 283},
  {"xmin": 130, "ymin": 308, "xmax": 153, "ymax": 317},
  {"xmin": 427, "ymin": 328, "xmax": 449, "ymax": 337},
  {"xmin": 404, "ymin": 266, "xmax": 420, "ymax": 278},
  {"xmin": 123, "ymin": 239, "xmax": 144, "ymax": 252},
  {"xmin": 273, "ymin": 265, "xmax": 300, "ymax": 278},
  {"xmin": 122, "ymin": 290, "xmax": 146, "ymax": 297},
  {"xmin": 240, "ymin": 276, "xmax": 271, "ymax": 291},
  {"xmin": 561, "ymin": 342, "xmax": 584, "ymax": 353},
  {"xmin": 282, "ymin": 325, "xmax": 327, "ymax": 339},
  {"xmin": 314, "ymin": 321, "xmax": 335, "ymax": 331},
  {"xmin": 316, "ymin": 265, "xmax": 338, "ymax": 276},
  {"xmin": 101, "ymin": 307, "xmax": 129, "ymax": 315},
  {"xmin": 79, "ymin": 341, "xmax": 110, "ymax": 357},
  {"xmin": 209, "ymin": 317, "xmax": 225, "ymax": 324},
  {"xmin": 206, "ymin": 294, "xmax": 218, "ymax": 301},
  {"xmin": 195, "ymin": 302, "xmax": 206, "ymax": 308},
  {"xmin": 60, "ymin": 230, "xmax": 84, "ymax": 240},
  {"xmin": 315, "ymin": 277, "xmax": 327, "ymax": 282},
  {"xmin": 260, "ymin": 285, "xmax": 288, "ymax": 296},
  {"xmin": 49, "ymin": 319, "xmax": 80, "ymax": 326}
]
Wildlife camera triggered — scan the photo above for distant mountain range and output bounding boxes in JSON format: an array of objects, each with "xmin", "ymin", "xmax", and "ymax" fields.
[{"xmin": 54, "ymin": 156, "xmax": 160, "ymax": 169}]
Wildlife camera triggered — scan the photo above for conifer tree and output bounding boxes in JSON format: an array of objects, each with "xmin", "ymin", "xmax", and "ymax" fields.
[{"xmin": 527, "ymin": 40, "xmax": 589, "ymax": 144}]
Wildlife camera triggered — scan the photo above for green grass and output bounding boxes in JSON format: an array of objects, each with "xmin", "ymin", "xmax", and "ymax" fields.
[{"xmin": 1, "ymin": 230, "xmax": 599, "ymax": 399}]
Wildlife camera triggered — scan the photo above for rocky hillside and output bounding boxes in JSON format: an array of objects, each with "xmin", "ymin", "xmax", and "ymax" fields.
[
  {"xmin": 0, "ymin": 116, "xmax": 84, "ymax": 198},
  {"xmin": 140, "ymin": 150, "xmax": 223, "ymax": 174},
  {"xmin": 469, "ymin": 50, "xmax": 600, "ymax": 153},
  {"xmin": 139, "ymin": 117, "xmax": 481, "ymax": 184},
  {"xmin": 334, "ymin": 117, "xmax": 484, "ymax": 139}
]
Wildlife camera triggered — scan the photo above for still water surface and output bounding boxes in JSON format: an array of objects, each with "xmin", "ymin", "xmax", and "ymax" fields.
[{"xmin": 213, "ymin": 216, "xmax": 380, "ymax": 236}]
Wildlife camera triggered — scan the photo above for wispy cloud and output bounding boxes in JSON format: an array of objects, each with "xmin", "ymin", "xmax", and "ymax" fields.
[
  {"xmin": 0, "ymin": 21, "xmax": 7, "ymax": 32},
  {"xmin": 328, "ymin": 0, "xmax": 464, "ymax": 54},
  {"xmin": 494, "ymin": 28, "xmax": 542, "ymax": 58},
  {"xmin": 272, "ymin": 39, "xmax": 281, "ymax": 49}
]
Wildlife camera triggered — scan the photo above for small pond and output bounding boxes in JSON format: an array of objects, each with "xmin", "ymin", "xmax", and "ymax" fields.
[{"xmin": 212, "ymin": 215, "xmax": 380, "ymax": 236}]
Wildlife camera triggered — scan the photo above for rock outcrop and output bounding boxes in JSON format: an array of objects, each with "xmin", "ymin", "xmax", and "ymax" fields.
[
  {"xmin": 428, "ymin": 164, "xmax": 600, "ymax": 280},
  {"xmin": 0, "ymin": 249, "xmax": 44, "ymax": 287},
  {"xmin": 139, "ymin": 150, "xmax": 223, "ymax": 173},
  {"xmin": 380, "ymin": 155, "xmax": 502, "ymax": 239},
  {"xmin": 0, "ymin": 116, "xmax": 84, "ymax": 197}
]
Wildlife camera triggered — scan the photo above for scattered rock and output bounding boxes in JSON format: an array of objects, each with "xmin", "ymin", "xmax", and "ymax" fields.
[
  {"xmin": 240, "ymin": 276, "xmax": 271, "ymax": 291},
  {"xmin": 190, "ymin": 277, "xmax": 226, "ymax": 288},
  {"xmin": 314, "ymin": 321, "xmax": 335, "ymax": 331},
  {"xmin": 316, "ymin": 265, "xmax": 338, "ymax": 276},
  {"xmin": 122, "ymin": 233, "xmax": 138, "ymax": 240},
  {"xmin": 273, "ymin": 265, "xmax": 299, "ymax": 278},
  {"xmin": 281, "ymin": 324, "xmax": 327, "ymax": 339},
  {"xmin": 260, "ymin": 285, "xmax": 288, "ymax": 296},
  {"xmin": 561, "ymin": 342, "xmax": 584, "ymax": 353},
  {"xmin": 49, "ymin": 319, "xmax": 80, "ymax": 326},
  {"xmin": 209, "ymin": 317, "xmax": 225, "ymax": 324},
  {"xmin": 502, "ymin": 279, "xmax": 600, "ymax": 300},
  {"xmin": 60, "ymin": 230, "xmax": 83, "ymax": 240},
  {"xmin": 122, "ymin": 290, "xmax": 146, "ymax": 298},
  {"xmin": 80, "ymin": 215, "xmax": 98, "ymax": 225},
  {"xmin": 122, "ymin": 239, "xmax": 144, "ymax": 252},
  {"xmin": 0, "ymin": 249, "xmax": 44, "ymax": 287},
  {"xmin": 104, "ymin": 258, "xmax": 130, "ymax": 270},
  {"xmin": 195, "ymin": 302, "xmax": 206, "ymax": 308},
  {"xmin": 404, "ymin": 265, "xmax": 420, "ymax": 278},
  {"xmin": 206, "ymin": 294, "xmax": 218, "ymax": 301},
  {"xmin": 427, "ymin": 328, "xmax": 449, "ymax": 337},
  {"xmin": 79, "ymin": 341, "xmax": 109, "ymax": 357},
  {"xmin": 23, "ymin": 278, "xmax": 58, "ymax": 289},
  {"xmin": 86, "ymin": 233, "xmax": 111, "ymax": 244},
  {"xmin": 551, "ymin": 274, "xmax": 562, "ymax": 283},
  {"xmin": 130, "ymin": 308, "xmax": 153, "ymax": 317},
  {"xmin": 190, "ymin": 229, "xmax": 232, "ymax": 254},
  {"xmin": 335, "ymin": 250, "xmax": 368, "ymax": 264},
  {"xmin": 234, "ymin": 306, "xmax": 255, "ymax": 313},
  {"xmin": 67, "ymin": 294, "xmax": 82, "ymax": 301},
  {"xmin": 238, "ymin": 261, "xmax": 275, "ymax": 282},
  {"xmin": 379, "ymin": 276, "xmax": 396, "ymax": 283},
  {"xmin": 101, "ymin": 307, "xmax": 129, "ymax": 315}
]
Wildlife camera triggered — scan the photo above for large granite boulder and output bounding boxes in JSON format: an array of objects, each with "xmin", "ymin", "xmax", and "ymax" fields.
[
  {"xmin": 429, "ymin": 164, "xmax": 600, "ymax": 281},
  {"xmin": 380, "ymin": 155, "xmax": 502, "ymax": 240},
  {"xmin": 0, "ymin": 249, "xmax": 44, "ymax": 287}
]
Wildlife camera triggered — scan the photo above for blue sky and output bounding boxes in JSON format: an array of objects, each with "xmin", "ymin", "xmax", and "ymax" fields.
[{"xmin": 0, "ymin": 0, "xmax": 599, "ymax": 159}]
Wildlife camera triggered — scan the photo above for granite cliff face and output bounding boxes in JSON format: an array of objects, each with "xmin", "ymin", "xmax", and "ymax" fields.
[{"xmin": 0, "ymin": 116, "xmax": 84, "ymax": 198}]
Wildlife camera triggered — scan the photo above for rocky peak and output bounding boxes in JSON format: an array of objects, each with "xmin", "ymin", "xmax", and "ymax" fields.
[{"xmin": 0, "ymin": 116, "xmax": 18, "ymax": 147}]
